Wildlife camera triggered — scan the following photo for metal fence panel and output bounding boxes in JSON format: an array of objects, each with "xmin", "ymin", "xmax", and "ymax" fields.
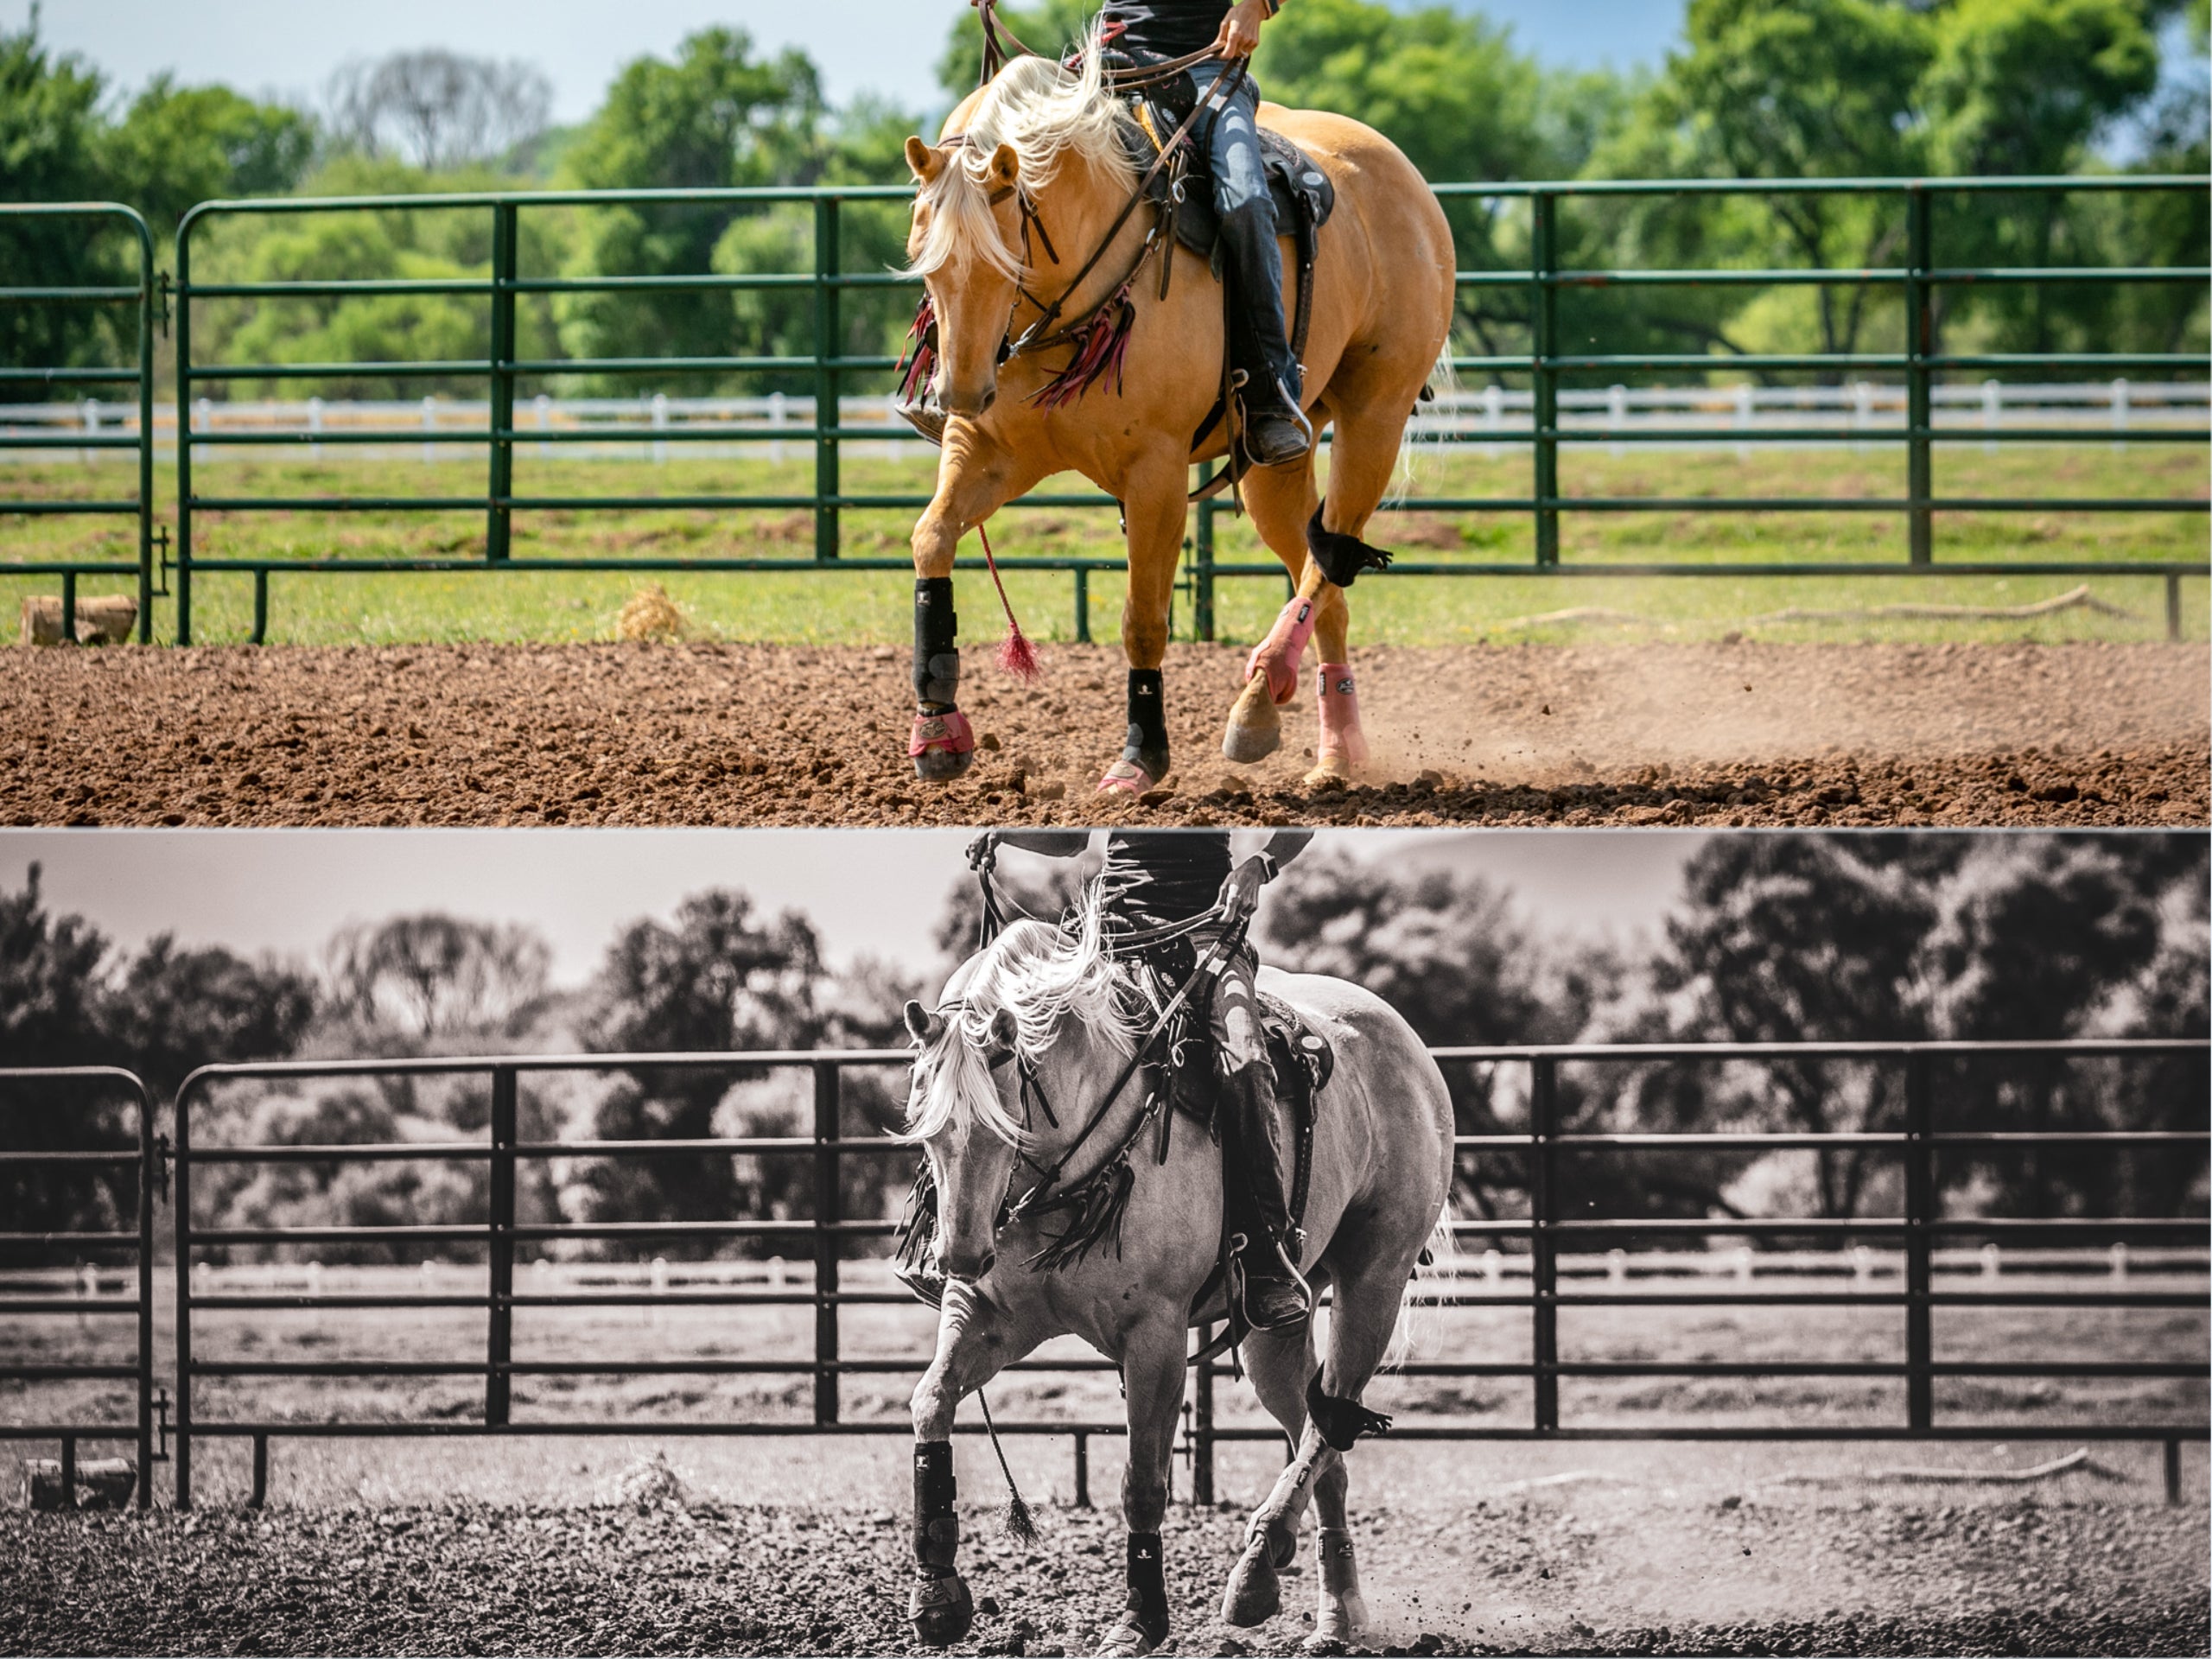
[
  {"xmin": 0, "ymin": 1066, "xmax": 163, "ymax": 1507},
  {"xmin": 0, "ymin": 204, "xmax": 158, "ymax": 643},
  {"xmin": 162, "ymin": 1039, "xmax": 2208, "ymax": 1510},
  {"xmin": 163, "ymin": 175, "xmax": 2209, "ymax": 645}
]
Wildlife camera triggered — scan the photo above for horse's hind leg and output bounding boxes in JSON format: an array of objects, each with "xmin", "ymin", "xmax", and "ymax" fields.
[
  {"xmin": 1225, "ymin": 1255, "xmax": 1408, "ymax": 1632},
  {"xmin": 1295, "ymin": 402, "xmax": 1411, "ymax": 783},
  {"xmin": 1222, "ymin": 455, "xmax": 1323, "ymax": 767},
  {"xmin": 1312, "ymin": 1446, "xmax": 1369, "ymax": 1641},
  {"xmin": 1220, "ymin": 1322, "xmax": 1326, "ymax": 1628}
]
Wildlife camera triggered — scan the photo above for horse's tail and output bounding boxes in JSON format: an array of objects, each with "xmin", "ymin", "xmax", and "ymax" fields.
[
  {"xmin": 1380, "ymin": 1197, "xmax": 1460, "ymax": 1370},
  {"xmin": 1387, "ymin": 345, "xmax": 1460, "ymax": 507}
]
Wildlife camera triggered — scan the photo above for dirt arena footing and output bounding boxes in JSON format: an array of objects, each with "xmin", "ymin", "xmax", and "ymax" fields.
[{"xmin": 3, "ymin": 641, "xmax": 2203, "ymax": 829}]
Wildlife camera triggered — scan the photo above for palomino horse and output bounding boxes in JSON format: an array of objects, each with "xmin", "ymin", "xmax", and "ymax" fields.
[
  {"xmin": 899, "ymin": 46, "xmax": 1454, "ymax": 793},
  {"xmin": 899, "ymin": 903, "xmax": 1454, "ymax": 1656}
]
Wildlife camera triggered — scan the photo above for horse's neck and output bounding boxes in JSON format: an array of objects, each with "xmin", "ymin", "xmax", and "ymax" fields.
[
  {"xmin": 1029, "ymin": 1017, "xmax": 1171, "ymax": 1189},
  {"xmin": 1027, "ymin": 154, "xmax": 1151, "ymax": 318}
]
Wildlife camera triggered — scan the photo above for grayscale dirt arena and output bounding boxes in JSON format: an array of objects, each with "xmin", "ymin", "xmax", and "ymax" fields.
[{"xmin": 5, "ymin": 1441, "xmax": 2207, "ymax": 1656}]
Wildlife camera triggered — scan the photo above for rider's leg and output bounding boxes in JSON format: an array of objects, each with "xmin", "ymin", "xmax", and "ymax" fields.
[
  {"xmin": 1191, "ymin": 63, "xmax": 1309, "ymax": 468},
  {"xmin": 1213, "ymin": 953, "xmax": 1311, "ymax": 1333}
]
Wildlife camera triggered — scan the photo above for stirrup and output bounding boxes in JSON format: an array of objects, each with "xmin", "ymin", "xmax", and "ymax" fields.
[
  {"xmin": 1230, "ymin": 1230, "xmax": 1313, "ymax": 1333},
  {"xmin": 1239, "ymin": 378, "xmax": 1313, "ymax": 468}
]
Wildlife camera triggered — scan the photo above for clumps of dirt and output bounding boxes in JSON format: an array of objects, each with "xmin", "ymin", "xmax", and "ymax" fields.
[
  {"xmin": 0, "ymin": 641, "xmax": 2202, "ymax": 830},
  {"xmin": 614, "ymin": 583, "xmax": 688, "ymax": 642},
  {"xmin": 606, "ymin": 1448, "xmax": 691, "ymax": 1510},
  {"xmin": 2, "ymin": 1493, "xmax": 2204, "ymax": 1656}
]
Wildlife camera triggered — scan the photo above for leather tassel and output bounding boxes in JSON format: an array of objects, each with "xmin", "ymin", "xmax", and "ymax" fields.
[
  {"xmin": 1030, "ymin": 286, "xmax": 1138, "ymax": 411},
  {"xmin": 897, "ymin": 294, "xmax": 938, "ymax": 404}
]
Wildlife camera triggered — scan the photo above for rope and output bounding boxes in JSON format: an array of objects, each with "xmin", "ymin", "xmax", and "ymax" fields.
[
  {"xmin": 976, "ymin": 1389, "xmax": 1038, "ymax": 1541},
  {"xmin": 976, "ymin": 522, "xmax": 1041, "ymax": 683}
]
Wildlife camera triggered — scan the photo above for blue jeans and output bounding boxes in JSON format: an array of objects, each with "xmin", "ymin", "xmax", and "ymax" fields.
[{"xmin": 1186, "ymin": 60, "xmax": 1299, "ymax": 401}]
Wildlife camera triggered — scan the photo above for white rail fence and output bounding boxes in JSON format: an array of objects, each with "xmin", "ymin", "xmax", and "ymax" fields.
[{"xmin": 5, "ymin": 380, "xmax": 2207, "ymax": 466}]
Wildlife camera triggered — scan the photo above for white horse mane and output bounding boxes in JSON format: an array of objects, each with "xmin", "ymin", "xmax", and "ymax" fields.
[
  {"xmin": 906, "ymin": 35, "xmax": 1139, "ymax": 283},
  {"xmin": 905, "ymin": 887, "xmax": 1151, "ymax": 1147}
]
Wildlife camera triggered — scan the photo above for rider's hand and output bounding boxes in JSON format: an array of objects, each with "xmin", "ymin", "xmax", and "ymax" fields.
[
  {"xmin": 965, "ymin": 832, "xmax": 998, "ymax": 869},
  {"xmin": 1212, "ymin": 0, "xmax": 1271, "ymax": 59},
  {"xmin": 1218, "ymin": 855, "xmax": 1269, "ymax": 918}
]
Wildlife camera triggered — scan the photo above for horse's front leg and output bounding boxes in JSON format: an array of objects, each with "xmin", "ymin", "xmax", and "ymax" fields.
[
  {"xmin": 908, "ymin": 1284, "xmax": 1014, "ymax": 1646},
  {"xmin": 1095, "ymin": 1317, "xmax": 1189, "ymax": 1657},
  {"xmin": 1098, "ymin": 453, "xmax": 1189, "ymax": 796},
  {"xmin": 909, "ymin": 423, "xmax": 1040, "ymax": 782}
]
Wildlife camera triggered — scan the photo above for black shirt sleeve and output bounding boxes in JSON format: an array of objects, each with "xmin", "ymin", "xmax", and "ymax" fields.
[{"xmin": 1100, "ymin": 0, "xmax": 1234, "ymax": 59}]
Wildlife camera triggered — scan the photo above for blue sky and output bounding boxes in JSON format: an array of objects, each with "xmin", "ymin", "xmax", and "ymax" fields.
[{"xmin": 2, "ymin": 2, "xmax": 1687, "ymax": 122}]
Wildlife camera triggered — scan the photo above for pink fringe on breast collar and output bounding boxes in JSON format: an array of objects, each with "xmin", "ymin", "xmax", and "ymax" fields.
[{"xmin": 1029, "ymin": 283, "xmax": 1139, "ymax": 412}]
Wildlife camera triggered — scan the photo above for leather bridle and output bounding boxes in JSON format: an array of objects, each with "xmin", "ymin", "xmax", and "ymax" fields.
[
  {"xmin": 922, "ymin": 899, "xmax": 1253, "ymax": 1241},
  {"xmin": 925, "ymin": 48, "xmax": 1250, "ymax": 375}
]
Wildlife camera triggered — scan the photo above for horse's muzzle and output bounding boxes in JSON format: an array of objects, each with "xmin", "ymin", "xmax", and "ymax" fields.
[
  {"xmin": 939, "ymin": 1246, "xmax": 996, "ymax": 1284},
  {"xmin": 942, "ymin": 384, "xmax": 997, "ymax": 416}
]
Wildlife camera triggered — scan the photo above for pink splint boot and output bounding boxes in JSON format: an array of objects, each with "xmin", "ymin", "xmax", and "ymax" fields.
[
  {"xmin": 1244, "ymin": 595, "xmax": 1318, "ymax": 707},
  {"xmin": 1316, "ymin": 664, "xmax": 1369, "ymax": 774}
]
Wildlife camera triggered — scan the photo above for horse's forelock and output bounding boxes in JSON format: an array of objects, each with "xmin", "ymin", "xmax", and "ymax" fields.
[
  {"xmin": 905, "ymin": 38, "xmax": 1135, "ymax": 283},
  {"xmin": 900, "ymin": 899, "xmax": 1146, "ymax": 1146}
]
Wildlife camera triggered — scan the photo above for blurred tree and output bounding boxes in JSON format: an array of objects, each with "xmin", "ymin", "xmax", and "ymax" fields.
[
  {"xmin": 571, "ymin": 888, "xmax": 830, "ymax": 1252},
  {"xmin": 100, "ymin": 76, "xmax": 318, "ymax": 243},
  {"xmin": 326, "ymin": 913, "xmax": 552, "ymax": 1043},
  {"xmin": 1643, "ymin": 835, "xmax": 1940, "ymax": 1218},
  {"xmin": 556, "ymin": 28, "xmax": 830, "ymax": 390},
  {"xmin": 0, "ymin": 18, "xmax": 135, "ymax": 396},
  {"xmin": 326, "ymin": 49, "xmax": 552, "ymax": 171},
  {"xmin": 105, "ymin": 934, "xmax": 317, "ymax": 1103},
  {"xmin": 0, "ymin": 864, "xmax": 317, "ymax": 1248}
]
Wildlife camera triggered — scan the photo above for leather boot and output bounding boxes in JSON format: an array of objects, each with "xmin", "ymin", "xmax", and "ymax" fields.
[
  {"xmin": 1223, "ymin": 1062, "xmax": 1312, "ymax": 1332},
  {"xmin": 1216, "ymin": 203, "xmax": 1312, "ymax": 469}
]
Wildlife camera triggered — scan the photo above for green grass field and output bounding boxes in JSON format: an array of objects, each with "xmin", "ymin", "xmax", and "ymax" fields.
[{"xmin": 3, "ymin": 441, "xmax": 2204, "ymax": 649}]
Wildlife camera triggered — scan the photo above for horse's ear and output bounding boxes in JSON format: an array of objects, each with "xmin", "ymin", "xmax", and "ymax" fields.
[
  {"xmin": 905, "ymin": 137, "xmax": 943, "ymax": 186},
  {"xmin": 985, "ymin": 1006, "xmax": 1020, "ymax": 1058},
  {"xmin": 904, "ymin": 1000, "xmax": 939, "ymax": 1044},
  {"xmin": 983, "ymin": 143, "xmax": 1020, "ymax": 196}
]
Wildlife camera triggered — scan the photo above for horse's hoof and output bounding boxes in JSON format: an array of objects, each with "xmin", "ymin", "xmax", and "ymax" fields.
[
  {"xmin": 910, "ymin": 710, "xmax": 976, "ymax": 782},
  {"xmin": 1094, "ymin": 1618, "xmax": 1165, "ymax": 1658},
  {"xmin": 914, "ymin": 747, "xmax": 975, "ymax": 783},
  {"xmin": 1304, "ymin": 756, "xmax": 1360, "ymax": 790},
  {"xmin": 909, "ymin": 1569, "xmax": 974, "ymax": 1647},
  {"xmin": 1221, "ymin": 1535, "xmax": 1282, "ymax": 1627},
  {"xmin": 1097, "ymin": 758, "xmax": 1156, "ymax": 796},
  {"xmin": 1315, "ymin": 1593, "xmax": 1369, "ymax": 1643},
  {"xmin": 1223, "ymin": 717, "xmax": 1281, "ymax": 765}
]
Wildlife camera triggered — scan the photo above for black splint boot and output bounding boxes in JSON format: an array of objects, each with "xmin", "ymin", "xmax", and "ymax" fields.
[{"xmin": 1224, "ymin": 1063, "xmax": 1313, "ymax": 1332}]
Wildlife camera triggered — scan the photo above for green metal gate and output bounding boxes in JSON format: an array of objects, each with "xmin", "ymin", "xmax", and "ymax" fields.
[
  {"xmin": 164, "ymin": 174, "xmax": 2209, "ymax": 645},
  {"xmin": 0, "ymin": 203, "xmax": 159, "ymax": 643}
]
